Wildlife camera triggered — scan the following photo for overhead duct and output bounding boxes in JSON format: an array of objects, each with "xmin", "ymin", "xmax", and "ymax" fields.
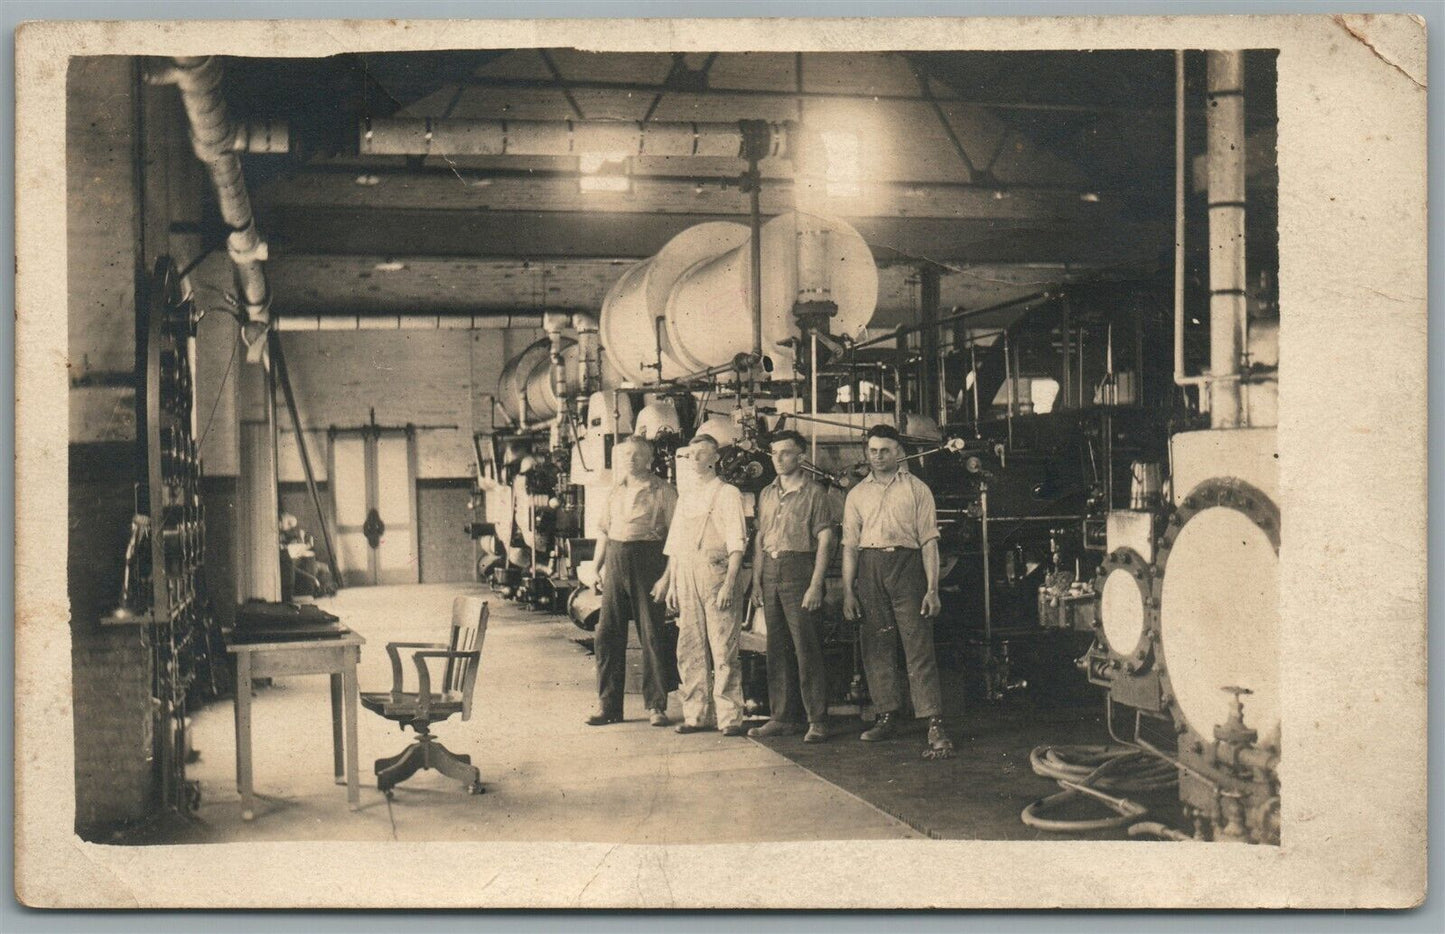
[
  {"xmin": 273, "ymin": 313, "xmax": 545, "ymax": 331},
  {"xmin": 601, "ymin": 213, "xmax": 878, "ymax": 385},
  {"xmin": 498, "ymin": 336, "xmax": 577, "ymax": 426},
  {"xmin": 361, "ymin": 117, "xmax": 790, "ymax": 160},
  {"xmin": 150, "ymin": 57, "xmax": 272, "ymax": 360},
  {"xmin": 219, "ymin": 116, "xmax": 790, "ymax": 162}
]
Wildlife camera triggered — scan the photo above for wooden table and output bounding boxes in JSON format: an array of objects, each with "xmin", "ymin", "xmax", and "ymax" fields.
[{"xmin": 228, "ymin": 633, "xmax": 367, "ymax": 820}]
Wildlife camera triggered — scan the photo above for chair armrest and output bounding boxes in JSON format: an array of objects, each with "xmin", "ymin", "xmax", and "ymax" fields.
[
  {"xmin": 410, "ymin": 650, "xmax": 481, "ymax": 718},
  {"xmin": 383, "ymin": 642, "xmax": 448, "ymax": 696}
]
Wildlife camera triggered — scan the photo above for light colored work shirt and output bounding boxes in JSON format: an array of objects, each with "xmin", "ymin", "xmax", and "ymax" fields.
[
  {"xmin": 664, "ymin": 475, "xmax": 748, "ymax": 559},
  {"xmin": 597, "ymin": 474, "xmax": 676, "ymax": 542},
  {"xmin": 841, "ymin": 469, "xmax": 940, "ymax": 549},
  {"xmin": 757, "ymin": 476, "xmax": 836, "ymax": 555}
]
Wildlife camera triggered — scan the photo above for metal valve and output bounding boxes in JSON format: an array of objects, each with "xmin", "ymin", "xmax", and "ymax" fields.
[{"xmin": 1214, "ymin": 685, "xmax": 1259, "ymax": 746}]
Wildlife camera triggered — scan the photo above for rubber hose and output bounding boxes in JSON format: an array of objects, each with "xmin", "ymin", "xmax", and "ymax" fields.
[{"xmin": 1020, "ymin": 743, "xmax": 1178, "ymax": 835}]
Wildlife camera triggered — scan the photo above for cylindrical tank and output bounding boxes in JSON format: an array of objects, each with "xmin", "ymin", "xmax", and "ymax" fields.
[
  {"xmin": 600, "ymin": 213, "xmax": 878, "ymax": 385},
  {"xmin": 601, "ymin": 222, "xmax": 751, "ymax": 384},
  {"xmin": 497, "ymin": 337, "xmax": 578, "ymax": 424}
]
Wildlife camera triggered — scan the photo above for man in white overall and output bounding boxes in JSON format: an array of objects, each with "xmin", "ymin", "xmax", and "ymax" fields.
[{"xmin": 651, "ymin": 434, "xmax": 750, "ymax": 736}]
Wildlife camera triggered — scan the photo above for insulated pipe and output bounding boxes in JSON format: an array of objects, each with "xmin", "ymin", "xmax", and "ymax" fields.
[
  {"xmin": 571, "ymin": 313, "xmax": 601, "ymax": 396},
  {"xmin": 543, "ymin": 312, "xmax": 572, "ymax": 450},
  {"xmin": 1206, "ymin": 51, "xmax": 1248, "ymax": 429},
  {"xmin": 359, "ymin": 117, "xmax": 791, "ymax": 160},
  {"xmin": 154, "ymin": 57, "xmax": 272, "ymax": 355},
  {"xmin": 272, "ymin": 313, "xmax": 545, "ymax": 331},
  {"xmin": 1173, "ymin": 51, "xmax": 1209, "ymax": 393}
]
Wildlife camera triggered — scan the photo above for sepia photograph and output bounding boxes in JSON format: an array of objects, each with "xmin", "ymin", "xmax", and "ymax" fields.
[{"xmin": 14, "ymin": 12, "xmax": 1429, "ymax": 909}]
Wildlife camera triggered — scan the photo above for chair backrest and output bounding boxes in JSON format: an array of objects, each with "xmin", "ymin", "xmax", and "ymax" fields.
[{"xmin": 445, "ymin": 596, "xmax": 488, "ymax": 720}]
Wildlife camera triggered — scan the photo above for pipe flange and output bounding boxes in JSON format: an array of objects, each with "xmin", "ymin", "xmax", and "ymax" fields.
[
  {"xmin": 1093, "ymin": 546, "xmax": 1156, "ymax": 664},
  {"xmin": 1152, "ymin": 477, "xmax": 1280, "ymax": 735}
]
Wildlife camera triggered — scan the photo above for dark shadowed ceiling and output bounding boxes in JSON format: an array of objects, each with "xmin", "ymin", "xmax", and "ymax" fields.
[{"xmin": 216, "ymin": 49, "xmax": 1277, "ymax": 321}]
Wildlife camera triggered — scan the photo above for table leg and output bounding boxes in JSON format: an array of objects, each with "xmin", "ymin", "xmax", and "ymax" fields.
[
  {"xmin": 330, "ymin": 672, "xmax": 345, "ymax": 785},
  {"xmin": 343, "ymin": 651, "xmax": 360, "ymax": 811},
  {"xmin": 235, "ymin": 652, "xmax": 255, "ymax": 821}
]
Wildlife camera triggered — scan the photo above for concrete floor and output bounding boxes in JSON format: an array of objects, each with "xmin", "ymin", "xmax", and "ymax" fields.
[{"xmin": 179, "ymin": 584, "xmax": 923, "ymax": 843}]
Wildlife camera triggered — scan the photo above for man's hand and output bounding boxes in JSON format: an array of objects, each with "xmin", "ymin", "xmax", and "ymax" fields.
[
  {"xmin": 594, "ymin": 564, "xmax": 606, "ymax": 593},
  {"xmin": 717, "ymin": 578, "xmax": 736, "ymax": 611},
  {"xmin": 802, "ymin": 583, "xmax": 824, "ymax": 611},
  {"xmin": 650, "ymin": 576, "xmax": 669, "ymax": 606},
  {"xmin": 750, "ymin": 576, "xmax": 764, "ymax": 608},
  {"xmin": 921, "ymin": 589, "xmax": 943, "ymax": 618},
  {"xmin": 844, "ymin": 588, "xmax": 862, "ymax": 620}
]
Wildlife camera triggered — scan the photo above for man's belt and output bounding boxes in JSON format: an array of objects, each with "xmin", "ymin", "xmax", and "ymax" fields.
[
  {"xmin": 763, "ymin": 549, "xmax": 812, "ymax": 560},
  {"xmin": 858, "ymin": 546, "xmax": 919, "ymax": 553}
]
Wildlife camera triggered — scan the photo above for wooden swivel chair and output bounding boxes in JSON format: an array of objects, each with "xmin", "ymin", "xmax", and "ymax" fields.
[{"xmin": 361, "ymin": 596, "xmax": 488, "ymax": 796}]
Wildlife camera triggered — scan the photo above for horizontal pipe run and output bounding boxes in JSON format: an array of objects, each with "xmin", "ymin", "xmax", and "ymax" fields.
[
  {"xmin": 847, "ymin": 291, "xmax": 1053, "ymax": 353},
  {"xmin": 360, "ymin": 117, "xmax": 790, "ymax": 160},
  {"xmin": 273, "ymin": 313, "xmax": 545, "ymax": 331},
  {"xmin": 289, "ymin": 159, "xmax": 1130, "ymax": 201}
]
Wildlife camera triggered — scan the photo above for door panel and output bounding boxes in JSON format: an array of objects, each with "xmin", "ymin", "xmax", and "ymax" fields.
[
  {"xmin": 328, "ymin": 428, "xmax": 419, "ymax": 587},
  {"xmin": 374, "ymin": 430, "xmax": 418, "ymax": 585}
]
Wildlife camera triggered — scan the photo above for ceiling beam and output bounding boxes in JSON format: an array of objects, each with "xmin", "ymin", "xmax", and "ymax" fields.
[
  {"xmin": 255, "ymin": 169, "xmax": 1124, "ymax": 225},
  {"xmin": 450, "ymin": 73, "xmax": 1169, "ymax": 115},
  {"xmin": 257, "ymin": 204, "xmax": 1162, "ymax": 267}
]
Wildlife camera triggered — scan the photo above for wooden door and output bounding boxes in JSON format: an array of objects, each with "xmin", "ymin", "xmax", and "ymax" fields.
[{"xmin": 328, "ymin": 427, "xmax": 419, "ymax": 586}]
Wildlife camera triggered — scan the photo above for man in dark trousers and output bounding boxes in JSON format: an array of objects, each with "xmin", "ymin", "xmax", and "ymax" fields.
[
  {"xmin": 748, "ymin": 430, "xmax": 837, "ymax": 744},
  {"xmin": 841, "ymin": 423, "xmax": 956, "ymax": 758},
  {"xmin": 587, "ymin": 436, "xmax": 678, "ymax": 727}
]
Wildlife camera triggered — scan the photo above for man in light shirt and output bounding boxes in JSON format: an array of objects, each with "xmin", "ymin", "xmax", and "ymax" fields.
[
  {"xmin": 587, "ymin": 436, "xmax": 678, "ymax": 727},
  {"xmin": 841, "ymin": 423, "xmax": 956, "ymax": 758},
  {"xmin": 748, "ymin": 430, "xmax": 838, "ymax": 744},
  {"xmin": 652, "ymin": 434, "xmax": 750, "ymax": 736}
]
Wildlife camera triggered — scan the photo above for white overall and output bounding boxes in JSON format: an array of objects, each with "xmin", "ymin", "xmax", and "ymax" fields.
[{"xmin": 669, "ymin": 479, "xmax": 747, "ymax": 730}]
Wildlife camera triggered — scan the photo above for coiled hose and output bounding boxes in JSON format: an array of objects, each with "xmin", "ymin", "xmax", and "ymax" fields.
[{"xmin": 1020, "ymin": 744, "xmax": 1178, "ymax": 834}]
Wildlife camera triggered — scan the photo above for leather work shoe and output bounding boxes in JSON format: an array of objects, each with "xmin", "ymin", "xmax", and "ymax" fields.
[
  {"xmin": 585, "ymin": 712, "xmax": 623, "ymax": 726},
  {"xmin": 748, "ymin": 720, "xmax": 803, "ymax": 739},
  {"xmin": 860, "ymin": 712, "xmax": 898, "ymax": 742},
  {"xmin": 649, "ymin": 709, "xmax": 671, "ymax": 727},
  {"xmin": 721, "ymin": 724, "xmax": 748, "ymax": 737},
  {"xmin": 924, "ymin": 716, "xmax": 957, "ymax": 759},
  {"xmin": 803, "ymin": 722, "xmax": 829, "ymax": 744},
  {"xmin": 675, "ymin": 723, "xmax": 709, "ymax": 734}
]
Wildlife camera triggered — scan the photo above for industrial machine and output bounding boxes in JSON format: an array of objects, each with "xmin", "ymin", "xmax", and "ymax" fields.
[
  {"xmin": 1076, "ymin": 50, "xmax": 1280, "ymax": 843},
  {"xmin": 473, "ymin": 50, "xmax": 1279, "ymax": 843}
]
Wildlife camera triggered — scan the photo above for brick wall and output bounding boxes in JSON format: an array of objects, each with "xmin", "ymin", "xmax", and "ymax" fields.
[
  {"xmin": 270, "ymin": 327, "xmax": 542, "ymax": 483},
  {"xmin": 69, "ymin": 445, "xmax": 156, "ymax": 836}
]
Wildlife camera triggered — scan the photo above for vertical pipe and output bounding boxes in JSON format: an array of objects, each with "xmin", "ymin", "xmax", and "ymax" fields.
[
  {"xmin": 918, "ymin": 266, "xmax": 942, "ymax": 423},
  {"xmin": 980, "ymin": 482, "xmax": 992, "ymax": 644},
  {"xmin": 1173, "ymin": 50, "xmax": 1189, "ymax": 391},
  {"xmin": 969, "ymin": 341, "xmax": 981, "ymax": 434},
  {"xmin": 1060, "ymin": 296, "xmax": 1072, "ymax": 409},
  {"xmin": 1003, "ymin": 331, "xmax": 1015, "ymax": 450},
  {"xmin": 1207, "ymin": 51, "xmax": 1247, "ymax": 428},
  {"xmin": 809, "ymin": 330, "xmax": 819, "ymax": 461},
  {"xmin": 1077, "ymin": 328, "xmax": 1086, "ymax": 407},
  {"xmin": 894, "ymin": 326, "xmax": 907, "ymax": 429},
  {"xmin": 748, "ymin": 160, "xmax": 764, "ymax": 364}
]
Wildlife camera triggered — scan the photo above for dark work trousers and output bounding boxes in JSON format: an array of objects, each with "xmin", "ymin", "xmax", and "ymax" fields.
[
  {"xmin": 760, "ymin": 551, "xmax": 829, "ymax": 724},
  {"xmin": 855, "ymin": 548, "xmax": 943, "ymax": 719},
  {"xmin": 595, "ymin": 540, "xmax": 675, "ymax": 717}
]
